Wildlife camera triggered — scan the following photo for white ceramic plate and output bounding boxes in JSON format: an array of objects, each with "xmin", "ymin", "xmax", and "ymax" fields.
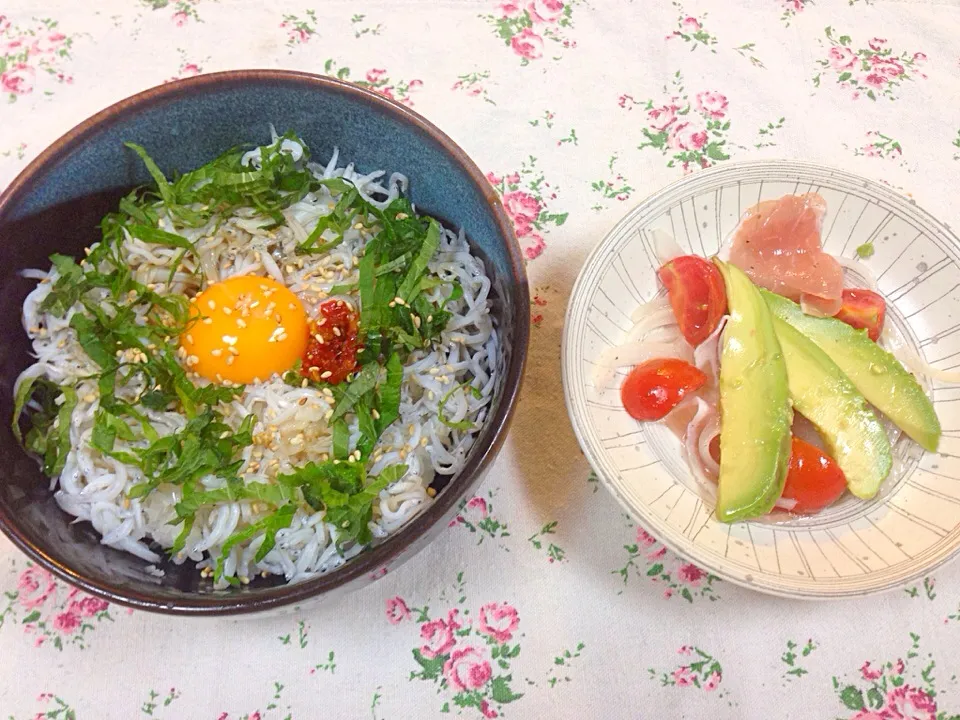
[{"xmin": 562, "ymin": 161, "xmax": 960, "ymax": 599}]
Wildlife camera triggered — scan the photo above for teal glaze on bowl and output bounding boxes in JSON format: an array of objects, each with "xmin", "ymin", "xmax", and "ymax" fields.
[{"xmin": 0, "ymin": 70, "xmax": 528, "ymax": 615}]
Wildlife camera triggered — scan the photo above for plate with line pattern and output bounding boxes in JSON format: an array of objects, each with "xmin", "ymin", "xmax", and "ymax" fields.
[{"xmin": 562, "ymin": 160, "xmax": 960, "ymax": 599}]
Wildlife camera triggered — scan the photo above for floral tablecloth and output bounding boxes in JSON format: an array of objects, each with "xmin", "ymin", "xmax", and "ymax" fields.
[{"xmin": 3, "ymin": 1, "xmax": 960, "ymax": 718}]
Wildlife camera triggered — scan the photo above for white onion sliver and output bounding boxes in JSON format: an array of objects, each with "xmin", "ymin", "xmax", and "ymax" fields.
[
  {"xmin": 630, "ymin": 295, "xmax": 670, "ymax": 324},
  {"xmin": 774, "ymin": 497, "xmax": 798, "ymax": 511},
  {"xmin": 652, "ymin": 229, "xmax": 684, "ymax": 265},
  {"xmin": 837, "ymin": 255, "xmax": 879, "ymax": 291},
  {"xmin": 881, "ymin": 325, "xmax": 960, "ymax": 384},
  {"xmin": 694, "ymin": 315, "xmax": 727, "ymax": 381},
  {"xmin": 624, "ymin": 307, "xmax": 677, "ymax": 344}
]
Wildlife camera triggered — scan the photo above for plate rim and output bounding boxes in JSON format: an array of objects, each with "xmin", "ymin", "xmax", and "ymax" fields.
[{"xmin": 562, "ymin": 159, "xmax": 960, "ymax": 600}]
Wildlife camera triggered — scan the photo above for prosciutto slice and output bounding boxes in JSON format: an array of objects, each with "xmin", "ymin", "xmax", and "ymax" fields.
[{"xmin": 728, "ymin": 193, "xmax": 844, "ymax": 316}]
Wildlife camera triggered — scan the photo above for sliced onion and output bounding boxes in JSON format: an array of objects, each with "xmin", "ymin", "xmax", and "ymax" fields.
[
  {"xmin": 594, "ymin": 340, "xmax": 693, "ymax": 371},
  {"xmin": 624, "ymin": 307, "xmax": 677, "ymax": 344},
  {"xmin": 697, "ymin": 412, "xmax": 720, "ymax": 476},
  {"xmin": 651, "ymin": 229, "xmax": 684, "ymax": 266},
  {"xmin": 773, "ymin": 496, "xmax": 798, "ymax": 512},
  {"xmin": 836, "ymin": 255, "xmax": 879, "ymax": 291},
  {"xmin": 880, "ymin": 324, "xmax": 960, "ymax": 384},
  {"xmin": 630, "ymin": 295, "xmax": 669, "ymax": 323},
  {"xmin": 694, "ymin": 315, "xmax": 727, "ymax": 381}
]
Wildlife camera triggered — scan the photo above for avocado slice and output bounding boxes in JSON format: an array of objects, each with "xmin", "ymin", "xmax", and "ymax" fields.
[
  {"xmin": 713, "ymin": 260, "xmax": 793, "ymax": 522},
  {"xmin": 770, "ymin": 314, "xmax": 892, "ymax": 499},
  {"xmin": 763, "ymin": 290, "xmax": 941, "ymax": 452}
]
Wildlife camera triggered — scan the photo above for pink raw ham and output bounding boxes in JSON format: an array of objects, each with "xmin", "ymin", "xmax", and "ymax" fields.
[{"xmin": 728, "ymin": 193, "xmax": 844, "ymax": 316}]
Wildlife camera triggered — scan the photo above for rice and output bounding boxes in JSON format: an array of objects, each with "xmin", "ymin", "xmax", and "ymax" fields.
[{"xmin": 16, "ymin": 136, "xmax": 499, "ymax": 587}]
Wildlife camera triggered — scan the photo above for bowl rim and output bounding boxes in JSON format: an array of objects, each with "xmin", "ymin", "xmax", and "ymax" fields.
[
  {"xmin": 0, "ymin": 69, "xmax": 529, "ymax": 615},
  {"xmin": 561, "ymin": 158, "xmax": 960, "ymax": 600}
]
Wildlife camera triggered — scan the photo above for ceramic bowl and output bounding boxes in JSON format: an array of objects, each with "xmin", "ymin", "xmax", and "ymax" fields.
[
  {"xmin": 563, "ymin": 160, "xmax": 960, "ymax": 598},
  {"xmin": 0, "ymin": 70, "xmax": 528, "ymax": 615}
]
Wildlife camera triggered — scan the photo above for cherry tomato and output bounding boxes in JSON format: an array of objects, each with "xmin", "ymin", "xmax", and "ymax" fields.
[
  {"xmin": 657, "ymin": 256, "xmax": 728, "ymax": 347},
  {"xmin": 301, "ymin": 300, "xmax": 360, "ymax": 385},
  {"xmin": 620, "ymin": 358, "xmax": 707, "ymax": 422},
  {"xmin": 833, "ymin": 288, "xmax": 886, "ymax": 342},
  {"xmin": 776, "ymin": 437, "xmax": 847, "ymax": 514}
]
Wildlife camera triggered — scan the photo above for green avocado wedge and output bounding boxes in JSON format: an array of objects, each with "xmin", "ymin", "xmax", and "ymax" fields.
[
  {"xmin": 763, "ymin": 290, "xmax": 941, "ymax": 453},
  {"xmin": 770, "ymin": 314, "xmax": 892, "ymax": 499},
  {"xmin": 713, "ymin": 260, "xmax": 793, "ymax": 523}
]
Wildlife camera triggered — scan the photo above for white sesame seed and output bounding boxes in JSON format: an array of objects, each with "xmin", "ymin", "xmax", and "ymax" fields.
[
  {"xmin": 393, "ymin": 296, "xmax": 406, "ymax": 306},
  {"xmin": 222, "ymin": 306, "xmax": 233, "ymax": 316},
  {"xmin": 236, "ymin": 319, "xmax": 247, "ymax": 329},
  {"xmin": 207, "ymin": 300, "xmax": 216, "ymax": 310},
  {"xmin": 228, "ymin": 346, "xmax": 239, "ymax": 356},
  {"xmin": 222, "ymin": 335, "xmax": 238, "ymax": 345},
  {"xmin": 211, "ymin": 349, "xmax": 223, "ymax": 357},
  {"xmin": 412, "ymin": 315, "xmax": 421, "ymax": 328},
  {"xmin": 203, "ymin": 317, "xmax": 214, "ymax": 325},
  {"xmin": 301, "ymin": 379, "xmax": 309, "ymax": 388},
  {"xmin": 186, "ymin": 334, "xmax": 194, "ymax": 344},
  {"xmin": 371, "ymin": 409, "xmax": 380, "ymax": 420},
  {"xmin": 320, "ymin": 370, "xmax": 332, "ymax": 379},
  {"xmin": 225, "ymin": 356, "xmax": 235, "ymax": 366},
  {"xmin": 333, "ymin": 327, "xmax": 341, "ymax": 337}
]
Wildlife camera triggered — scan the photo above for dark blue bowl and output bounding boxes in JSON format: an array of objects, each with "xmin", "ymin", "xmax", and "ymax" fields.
[{"xmin": 0, "ymin": 70, "xmax": 528, "ymax": 615}]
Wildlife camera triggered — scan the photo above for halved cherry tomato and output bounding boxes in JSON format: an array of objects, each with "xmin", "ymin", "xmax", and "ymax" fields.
[
  {"xmin": 833, "ymin": 288, "xmax": 886, "ymax": 342},
  {"xmin": 776, "ymin": 437, "xmax": 847, "ymax": 514},
  {"xmin": 620, "ymin": 358, "xmax": 707, "ymax": 421},
  {"xmin": 657, "ymin": 256, "xmax": 728, "ymax": 347}
]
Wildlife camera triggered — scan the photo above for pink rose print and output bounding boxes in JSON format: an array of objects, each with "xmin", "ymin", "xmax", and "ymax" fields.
[
  {"xmin": 487, "ymin": 158, "xmax": 566, "ymax": 263},
  {"xmin": 486, "ymin": 172, "xmax": 502, "ymax": 185},
  {"xmin": 181, "ymin": 63, "xmax": 201, "ymax": 77},
  {"xmin": 647, "ymin": 545, "xmax": 667, "ymax": 561},
  {"xmin": 814, "ymin": 28, "xmax": 925, "ymax": 100},
  {"xmin": 524, "ymin": 233, "xmax": 546, "ymax": 260},
  {"xmin": 419, "ymin": 616, "xmax": 457, "ymax": 659},
  {"xmin": 1, "ymin": 64, "xmax": 35, "ymax": 96},
  {"xmin": 466, "ymin": 496, "xmax": 489, "ymax": 517},
  {"xmin": 172, "ymin": 10, "xmax": 188, "ymax": 26},
  {"xmin": 669, "ymin": 123, "xmax": 708, "ymax": 152},
  {"xmin": 617, "ymin": 525, "xmax": 720, "ymax": 600},
  {"xmin": 886, "ymin": 685, "xmax": 937, "ymax": 720},
  {"xmin": 668, "ymin": 4, "xmax": 717, "ymax": 49},
  {"xmin": 695, "ymin": 91, "xmax": 727, "ymax": 119},
  {"xmin": 503, "ymin": 190, "xmax": 543, "ymax": 225},
  {"xmin": 69, "ymin": 596, "xmax": 109, "ymax": 618},
  {"xmin": 0, "ymin": 15, "xmax": 9, "ymax": 34},
  {"xmin": 829, "ymin": 46, "xmax": 858, "ymax": 70},
  {"xmin": 477, "ymin": 602, "xmax": 520, "ymax": 643},
  {"xmin": 647, "ymin": 104, "xmax": 679, "ymax": 131},
  {"xmin": 637, "ymin": 529, "xmax": 658, "ymax": 547},
  {"xmin": 861, "ymin": 661, "xmax": 883, "ymax": 681},
  {"xmin": 672, "ymin": 667, "xmax": 694, "ymax": 687},
  {"xmin": 30, "ymin": 32, "xmax": 66, "ymax": 55},
  {"xmin": 510, "ymin": 28, "xmax": 544, "ymax": 60},
  {"xmin": 443, "ymin": 646, "xmax": 493, "ymax": 692},
  {"xmin": 499, "ymin": 1, "xmax": 522, "ymax": 17},
  {"xmin": 677, "ymin": 563, "xmax": 707, "ymax": 587},
  {"xmin": 652, "ymin": 646, "xmax": 723, "ymax": 690},
  {"xmin": 483, "ymin": 0, "xmax": 578, "ymax": 65},
  {"xmin": 51, "ymin": 611, "xmax": 81, "ymax": 635},
  {"xmin": 385, "ymin": 596, "xmax": 411, "ymax": 625},
  {"xmin": 703, "ymin": 671, "xmax": 722, "ymax": 692},
  {"xmin": 680, "ymin": 16, "xmax": 701, "ymax": 32},
  {"xmin": 17, "ymin": 566, "xmax": 56, "ymax": 609},
  {"xmin": 366, "ymin": 68, "xmax": 387, "ymax": 84},
  {"xmin": 480, "ymin": 699, "xmax": 499, "ymax": 719},
  {"xmin": 850, "ymin": 711, "xmax": 893, "ymax": 720},
  {"xmin": 893, "ymin": 658, "xmax": 905, "ymax": 675},
  {"xmin": 528, "ymin": 0, "xmax": 565, "ymax": 24},
  {"xmin": 913, "ymin": 52, "xmax": 927, "ymax": 64}
]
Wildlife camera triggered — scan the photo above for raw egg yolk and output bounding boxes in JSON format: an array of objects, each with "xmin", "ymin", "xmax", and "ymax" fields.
[{"xmin": 180, "ymin": 275, "xmax": 308, "ymax": 384}]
